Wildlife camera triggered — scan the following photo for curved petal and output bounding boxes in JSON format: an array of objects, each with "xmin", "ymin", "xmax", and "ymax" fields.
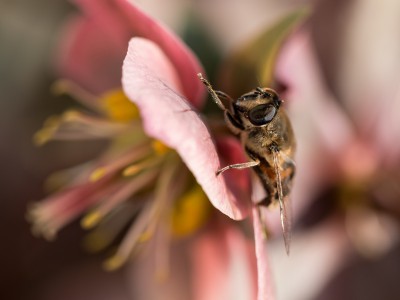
[
  {"xmin": 69, "ymin": 0, "xmax": 205, "ymax": 107},
  {"xmin": 56, "ymin": 16, "xmax": 126, "ymax": 95},
  {"xmin": 122, "ymin": 37, "xmax": 249, "ymax": 219},
  {"xmin": 114, "ymin": 0, "xmax": 205, "ymax": 106},
  {"xmin": 190, "ymin": 219, "xmax": 257, "ymax": 300},
  {"xmin": 215, "ymin": 136, "xmax": 252, "ymax": 205},
  {"xmin": 252, "ymin": 208, "xmax": 275, "ymax": 300}
]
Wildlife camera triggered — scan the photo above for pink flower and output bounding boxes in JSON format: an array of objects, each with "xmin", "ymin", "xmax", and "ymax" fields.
[{"xmin": 29, "ymin": 1, "xmax": 277, "ymax": 299}]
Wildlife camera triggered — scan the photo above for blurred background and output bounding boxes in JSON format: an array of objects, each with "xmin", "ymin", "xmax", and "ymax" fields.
[{"xmin": 1, "ymin": 0, "xmax": 400, "ymax": 299}]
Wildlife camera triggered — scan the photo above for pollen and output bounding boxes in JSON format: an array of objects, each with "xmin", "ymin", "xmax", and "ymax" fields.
[
  {"xmin": 89, "ymin": 168, "xmax": 107, "ymax": 182},
  {"xmin": 103, "ymin": 254, "xmax": 125, "ymax": 271},
  {"xmin": 33, "ymin": 116, "xmax": 60, "ymax": 146},
  {"xmin": 81, "ymin": 211, "xmax": 103, "ymax": 229},
  {"xmin": 122, "ymin": 165, "xmax": 142, "ymax": 177},
  {"xmin": 151, "ymin": 140, "xmax": 170, "ymax": 156},
  {"xmin": 101, "ymin": 89, "xmax": 139, "ymax": 122},
  {"xmin": 171, "ymin": 185, "xmax": 211, "ymax": 237}
]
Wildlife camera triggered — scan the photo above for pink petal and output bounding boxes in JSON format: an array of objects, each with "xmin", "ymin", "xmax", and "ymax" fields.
[
  {"xmin": 190, "ymin": 219, "xmax": 257, "ymax": 300},
  {"xmin": 114, "ymin": 0, "xmax": 205, "ymax": 106},
  {"xmin": 122, "ymin": 37, "xmax": 249, "ymax": 220},
  {"xmin": 274, "ymin": 30, "xmax": 356, "ymax": 217},
  {"xmin": 252, "ymin": 208, "xmax": 275, "ymax": 300},
  {"xmin": 215, "ymin": 136, "xmax": 252, "ymax": 204},
  {"xmin": 57, "ymin": 16, "xmax": 126, "ymax": 95},
  {"xmin": 66, "ymin": 0, "xmax": 205, "ymax": 106},
  {"xmin": 126, "ymin": 239, "xmax": 192, "ymax": 300}
]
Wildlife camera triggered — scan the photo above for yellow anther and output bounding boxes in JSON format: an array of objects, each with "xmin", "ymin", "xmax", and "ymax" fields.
[
  {"xmin": 43, "ymin": 115, "xmax": 60, "ymax": 128},
  {"xmin": 151, "ymin": 140, "xmax": 169, "ymax": 156},
  {"xmin": 103, "ymin": 254, "xmax": 125, "ymax": 271},
  {"xmin": 33, "ymin": 129, "xmax": 52, "ymax": 146},
  {"xmin": 89, "ymin": 168, "xmax": 106, "ymax": 182},
  {"xmin": 33, "ymin": 115, "xmax": 61, "ymax": 146},
  {"xmin": 81, "ymin": 211, "xmax": 103, "ymax": 229},
  {"xmin": 171, "ymin": 185, "xmax": 211, "ymax": 237},
  {"xmin": 122, "ymin": 165, "xmax": 141, "ymax": 177},
  {"xmin": 63, "ymin": 110, "xmax": 81, "ymax": 121},
  {"xmin": 100, "ymin": 89, "xmax": 139, "ymax": 122}
]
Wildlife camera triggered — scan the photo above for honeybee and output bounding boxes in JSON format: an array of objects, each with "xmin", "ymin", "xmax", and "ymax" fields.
[{"xmin": 198, "ymin": 73, "xmax": 296, "ymax": 254}]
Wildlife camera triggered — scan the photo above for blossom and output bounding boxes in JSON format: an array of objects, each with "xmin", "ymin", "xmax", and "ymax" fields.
[
  {"xmin": 29, "ymin": 0, "xmax": 266, "ymax": 299},
  {"xmin": 120, "ymin": 5, "xmax": 311, "ymax": 299}
]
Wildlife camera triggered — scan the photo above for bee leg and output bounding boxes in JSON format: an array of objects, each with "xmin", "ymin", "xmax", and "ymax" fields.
[
  {"xmin": 224, "ymin": 111, "xmax": 244, "ymax": 134},
  {"xmin": 215, "ymin": 90, "xmax": 234, "ymax": 101},
  {"xmin": 216, "ymin": 160, "xmax": 260, "ymax": 176},
  {"xmin": 198, "ymin": 73, "xmax": 227, "ymax": 111},
  {"xmin": 198, "ymin": 73, "xmax": 244, "ymax": 134},
  {"xmin": 254, "ymin": 173, "xmax": 274, "ymax": 206}
]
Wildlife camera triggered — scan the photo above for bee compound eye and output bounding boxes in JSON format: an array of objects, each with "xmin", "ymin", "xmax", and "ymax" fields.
[{"xmin": 248, "ymin": 104, "xmax": 277, "ymax": 126}]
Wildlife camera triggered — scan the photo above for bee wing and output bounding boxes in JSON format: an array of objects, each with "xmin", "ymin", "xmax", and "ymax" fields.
[{"xmin": 272, "ymin": 150, "xmax": 293, "ymax": 255}]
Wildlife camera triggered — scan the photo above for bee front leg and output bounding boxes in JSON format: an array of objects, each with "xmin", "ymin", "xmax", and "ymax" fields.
[
  {"xmin": 216, "ymin": 159, "xmax": 260, "ymax": 176},
  {"xmin": 197, "ymin": 73, "xmax": 243, "ymax": 134},
  {"xmin": 198, "ymin": 73, "xmax": 227, "ymax": 111}
]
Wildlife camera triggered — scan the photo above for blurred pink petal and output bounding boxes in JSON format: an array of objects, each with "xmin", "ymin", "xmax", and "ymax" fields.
[
  {"xmin": 57, "ymin": 16, "xmax": 126, "ymax": 95},
  {"xmin": 215, "ymin": 136, "xmax": 252, "ymax": 205},
  {"xmin": 252, "ymin": 208, "xmax": 275, "ymax": 300},
  {"xmin": 127, "ymin": 240, "xmax": 192, "ymax": 300},
  {"xmin": 190, "ymin": 220, "xmax": 257, "ymax": 300},
  {"xmin": 122, "ymin": 38, "xmax": 249, "ymax": 220},
  {"xmin": 375, "ymin": 85, "xmax": 400, "ymax": 163},
  {"xmin": 274, "ymin": 30, "xmax": 356, "ymax": 217},
  {"xmin": 60, "ymin": 0, "xmax": 205, "ymax": 106}
]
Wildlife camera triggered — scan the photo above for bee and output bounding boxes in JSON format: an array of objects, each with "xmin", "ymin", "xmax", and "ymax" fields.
[{"xmin": 198, "ymin": 73, "xmax": 296, "ymax": 254}]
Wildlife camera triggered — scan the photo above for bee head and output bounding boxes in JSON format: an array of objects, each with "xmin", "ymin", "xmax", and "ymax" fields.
[{"xmin": 233, "ymin": 88, "xmax": 282, "ymax": 127}]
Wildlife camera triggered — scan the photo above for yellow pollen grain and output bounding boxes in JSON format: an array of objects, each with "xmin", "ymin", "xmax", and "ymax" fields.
[
  {"xmin": 63, "ymin": 110, "xmax": 80, "ymax": 121},
  {"xmin": 33, "ymin": 129, "xmax": 52, "ymax": 146},
  {"xmin": 33, "ymin": 116, "xmax": 61, "ymax": 146},
  {"xmin": 171, "ymin": 185, "xmax": 211, "ymax": 237},
  {"xmin": 81, "ymin": 211, "xmax": 103, "ymax": 229},
  {"xmin": 100, "ymin": 89, "xmax": 139, "ymax": 122},
  {"xmin": 122, "ymin": 164, "xmax": 141, "ymax": 177},
  {"xmin": 152, "ymin": 140, "xmax": 169, "ymax": 156},
  {"xmin": 103, "ymin": 255, "xmax": 125, "ymax": 271},
  {"xmin": 89, "ymin": 168, "xmax": 106, "ymax": 182}
]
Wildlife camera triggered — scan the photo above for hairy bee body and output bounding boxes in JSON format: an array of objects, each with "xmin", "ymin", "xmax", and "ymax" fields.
[
  {"xmin": 198, "ymin": 73, "xmax": 296, "ymax": 253},
  {"xmin": 242, "ymin": 107, "xmax": 296, "ymax": 206}
]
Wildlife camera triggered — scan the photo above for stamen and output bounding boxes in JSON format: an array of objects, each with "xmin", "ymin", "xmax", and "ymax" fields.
[
  {"xmin": 83, "ymin": 202, "xmax": 141, "ymax": 253},
  {"xmin": 103, "ymin": 158, "xmax": 183, "ymax": 270},
  {"xmin": 123, "ymin": 155, "xmax": 164, "ymax": 177},
  {"xmin": 28, "ymin": 178, "xmax": 114, "ymax": 240},
  {"xmin": 89, "ymin": 142, "xmax": 152, "ymax": 182},
  {"xmin": 52, "ymin": 79, "xmax": 102, "ymax": 113},
  {"xmin": 154, "ymin": 221, "xmax": 171, "ymax": 282},
  {"xmin": 34, "ymin": 110, "xmax": 137, "ymax": 145},
  {"xmin": 82, "ymin": 169, "xmax": 159, "ymax": 229}
]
